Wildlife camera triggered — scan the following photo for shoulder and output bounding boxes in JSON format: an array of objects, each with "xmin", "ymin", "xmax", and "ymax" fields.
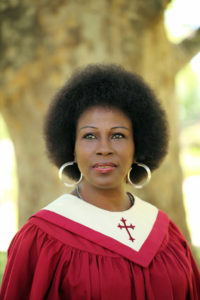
[
  {"xmin": 155, "ymin": 213, "xmax": 197, "ymax": 269},
  {"xmin": 9, "ymin": 199, "xmax": 118, "ymax": 259},
  {"xmin": 162, "ymin": 218, "xmax": 193, "ymax": 258}
]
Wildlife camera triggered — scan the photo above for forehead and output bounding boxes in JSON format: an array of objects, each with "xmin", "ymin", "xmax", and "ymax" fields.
[{"xmin": 76, "ymin": 106, "xmax": 132, "ymax": 128}]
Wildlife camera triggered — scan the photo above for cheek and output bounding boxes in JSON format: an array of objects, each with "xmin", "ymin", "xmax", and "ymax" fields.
[
  {"xmin": 74, "ymin": 151, "xmax": 85, "ymax": 174},
  {"xmin": 117, "ymin": 142, "xmax": 135, "ymax": 164},
  {"xmin": 74, "ymin": 142, "xmax": 93, "ymax": 168},
  {"xmin": 122, "ymin": 154, "xmax": 134, "ymax": 169}
]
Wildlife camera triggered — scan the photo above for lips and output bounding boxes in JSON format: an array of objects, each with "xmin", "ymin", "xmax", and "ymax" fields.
[
  {"xmin": 92, "ymin": 162, "xmax": 117, "ymax": 173},
  {"xmin": 93, "ymin": 162, "xmax": 117, "ymax": 168}
]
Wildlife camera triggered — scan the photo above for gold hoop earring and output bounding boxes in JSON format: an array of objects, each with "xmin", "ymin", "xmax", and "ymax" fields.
[
  {"xmin": 128, "ymin": 162, "xmax": 151, "ymax": 189},
  {"xmin": 58, "ymin": 161, "xmax": 82, "ymax": 187}
]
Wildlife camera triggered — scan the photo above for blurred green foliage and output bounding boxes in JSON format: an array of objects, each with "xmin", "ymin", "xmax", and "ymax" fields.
[
  {"xmin": 176, "ymin": 64, "xmax": 200, "ymax": 127},
  {"xmin": 0, "ymin": 252, "xmax": 7, "ymax": 286}
]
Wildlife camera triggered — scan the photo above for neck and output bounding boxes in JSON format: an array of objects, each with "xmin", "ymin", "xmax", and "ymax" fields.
[{"xmin": 74, "ymin": 183, "xmax": 132, "ymax": 211}]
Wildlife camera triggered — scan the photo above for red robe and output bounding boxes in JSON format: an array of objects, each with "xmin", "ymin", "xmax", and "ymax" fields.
[{"xmin": 0, "ymin": 194, "xmax": 200, "ymax": 300}]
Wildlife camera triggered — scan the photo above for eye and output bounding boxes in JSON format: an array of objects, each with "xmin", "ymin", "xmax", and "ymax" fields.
[
  {"xmin": 83, "ymin": 133, "xmax": 96, "ymax": 140},
  {"xmin": 112, "ymin": 133, "xmax": 125, "ymax": 139}
]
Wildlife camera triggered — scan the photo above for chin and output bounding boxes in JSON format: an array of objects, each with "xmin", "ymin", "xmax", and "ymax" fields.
[{"xmin": 90, "ymin": 179, "xmax": 125, "ymax": 190}]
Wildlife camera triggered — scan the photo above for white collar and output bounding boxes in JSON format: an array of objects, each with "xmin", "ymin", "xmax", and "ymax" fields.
[{"xmin": 38, "ymin": 194, "xmax": 169, "ymax": 266}]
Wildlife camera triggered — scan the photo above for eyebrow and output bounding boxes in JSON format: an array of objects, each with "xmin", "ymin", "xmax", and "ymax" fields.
[{"xmin": 79, "ymin": 126, "xmax": 130, "ymax": 131}]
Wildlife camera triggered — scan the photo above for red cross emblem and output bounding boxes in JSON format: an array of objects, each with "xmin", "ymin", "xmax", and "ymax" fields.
[{"xmin": 118, "ymin": 217, "xmax": 135, "ymax": 242}]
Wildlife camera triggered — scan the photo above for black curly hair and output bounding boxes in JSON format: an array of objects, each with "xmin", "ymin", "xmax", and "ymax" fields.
[{"xmin": 44, "ymin": 64, "xmax": 169, "ymax": 183}]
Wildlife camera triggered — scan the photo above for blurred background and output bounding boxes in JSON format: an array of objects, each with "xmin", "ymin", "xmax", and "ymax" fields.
[{"xmin": 0, "ymin": 0, "xmax": 200, "ymax": 282}]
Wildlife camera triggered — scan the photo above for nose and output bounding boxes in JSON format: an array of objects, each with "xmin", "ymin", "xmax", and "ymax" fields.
[{"xmin": 96, "ymin": 138, "xmax": 113, "ymax": 156}]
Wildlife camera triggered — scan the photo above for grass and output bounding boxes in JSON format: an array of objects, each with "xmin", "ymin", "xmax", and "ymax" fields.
[
  {"xmin": 194, "ymin": 247, "xmax": 200, "ymax": 269},
  {"xmin": 0, "ymin": 252, "xmax": 7, "ymax": 286}
]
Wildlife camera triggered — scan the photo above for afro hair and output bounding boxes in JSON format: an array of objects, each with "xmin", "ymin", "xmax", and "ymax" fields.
[{"xmin": 44, "ymin": 64, "xmax": 169, "ymax": 183}]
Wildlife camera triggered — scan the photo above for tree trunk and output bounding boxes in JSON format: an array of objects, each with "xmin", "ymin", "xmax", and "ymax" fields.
[
  {"xmin": 0, "ymin": 76, "xmax": 67, "ymax": 226},
  {"xmin": 0, "ymin": 0, "xmax": 200, "ymax": 240}
]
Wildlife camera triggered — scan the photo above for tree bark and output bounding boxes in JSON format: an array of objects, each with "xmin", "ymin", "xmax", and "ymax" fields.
[{"xmin": 0, "ymin": 0, "xmax": 200, "ymax": 242}]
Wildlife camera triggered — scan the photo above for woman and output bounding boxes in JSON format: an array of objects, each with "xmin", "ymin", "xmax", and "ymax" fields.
[{"xmin": 0, "ymin": 64, "xmax": 199, "ymax": 300}]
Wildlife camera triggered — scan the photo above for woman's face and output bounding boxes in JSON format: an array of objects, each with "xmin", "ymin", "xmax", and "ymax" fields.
[{"xmin": 74, "ymin": 106, "xmax": 135, "ymax": 190}]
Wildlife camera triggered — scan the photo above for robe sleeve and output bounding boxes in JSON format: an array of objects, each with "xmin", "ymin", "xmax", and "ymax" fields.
[
  {"xmin": 0, "ymin": 220, "xmax": 75, "ymax": 300},
  {"xmin": 185, "ymin": 239, "xmax": 200, "ymax": 297},
  {"xmin": 169, "ymin": 220, "xmax": 200, "ymax": 298},
  {"xmin": 0, "ymin": 223, "xmax": 41, "ymax": 300}
]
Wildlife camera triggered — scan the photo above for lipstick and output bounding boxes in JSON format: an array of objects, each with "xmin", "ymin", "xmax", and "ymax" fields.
[{"xmin": 93, "ymin": 163, "xmax": 116, "ymax": 174}]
